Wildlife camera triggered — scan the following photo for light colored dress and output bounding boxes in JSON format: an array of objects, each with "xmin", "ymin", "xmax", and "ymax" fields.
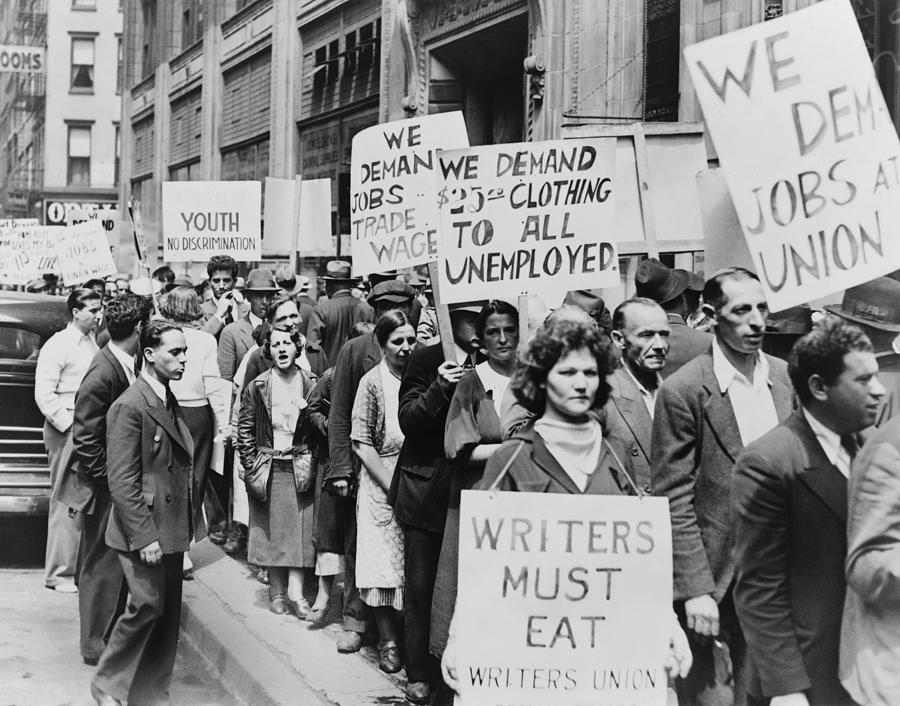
[{"xmin": 350, "ymin": 360, "xmax": 405, "ymax": 610}]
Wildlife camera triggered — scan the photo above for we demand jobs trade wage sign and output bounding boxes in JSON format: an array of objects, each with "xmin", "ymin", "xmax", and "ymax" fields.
[{"xmin": 685, "ymin": 0, "xmax": 900, "ymax": 312}]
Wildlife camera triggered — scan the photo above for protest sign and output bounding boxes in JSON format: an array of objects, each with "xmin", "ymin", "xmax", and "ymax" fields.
[
  {"xmin": 456, "ymin": 491, "xmax": 672, "ymax": 706},
  {"xmin": 436, "ymin": 139, "xmax": 619, "ymax": 306},
  {"xmin": 162, "ymin": 181, "xmax": 261, "ymax": 262},
  {"xmin": 127, "ymin": 196, "xmax": 148, "ymax": 262},
  {"xmin": 684, "ymin": 0, "xmax": 900, "ymax": 311},
  {"xmin": 54, "ymin": 220, "xmax": 117, "ymax": 285},
  {"xmin": 299, "ymin": 178, "xmax": 334, "ymax": 256},
  {"xmin": 0, "ymin": 218, "xmax": 38, "ymax": 228},
  {"xmin": 0, "ymin": 226, "xmax": 60, "ymax": 285},
  {"xmin": 350, "ymin": 112, "xmax": 469, "ymax": 276},
  {"xmin": 263, "ymin": 177, "xmax": 300, "ymax": 255}
]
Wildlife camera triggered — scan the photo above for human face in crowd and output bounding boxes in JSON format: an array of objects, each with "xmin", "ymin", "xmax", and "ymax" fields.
[
  {"xmin": 450, "ymin": 310, "xmax": 480, "ymax": 353},
  {"xmin": 543, "ymin": 347, "xmax": 600, "ymax": 422},
  {"xmin": 209, "ymin": 269, "xmax": 235, "ymax": 300},
  {"xmin": 272, "ymin": 300, "xmax": 301, "ymax": 329},
  {"xmin": 116, "ymin": 278, "xmax": 130, "ymax": 293},
  {"xmin": 145, "ymin": 329, "xmax": 187, "ymax": 383},
  {"xmin": 248, "ymin": 292, "xmax": 273, "ymax": 319},
  {"xmin": 73, "ymin": 298, "xmax": 103, "ymax": 334},
  {"xmin": 614, "ymin": 303, "xmax": 670, "ymax": 374},
  {"xmin": 819, "ymin": 350, "xmax": 886, "ymax": 433},
  {"xmin": 711, "ymin": 277, "xmax": 768, "ymax": 356},
  {"xmin": 383, "ymin": 324, "xmax": 416, "ymax": 371},
  {"xmin": 105, "ymin": 281, "xmax": 118, "ymax": 298},
  {"xmin": 269, "ymin": 329, "xmax": 298, "ymax": 372},
  {"xmin": 482, "ymin": 313, "xmax": 519, "ymax": 365}
]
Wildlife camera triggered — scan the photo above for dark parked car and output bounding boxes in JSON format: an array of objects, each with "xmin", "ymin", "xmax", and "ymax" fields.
[{"xmin": 0, "ymin": 290, "xmax": 70, "ymax": 515}]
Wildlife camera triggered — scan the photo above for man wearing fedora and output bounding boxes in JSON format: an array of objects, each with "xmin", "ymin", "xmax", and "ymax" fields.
[
  {"xmin": 274, "ymin": 264, "xmax": 315, "ymax": 336},
  {"xmin": 635, "ymin": 258, "xmax": 713, "ymax": 377},
  {"xmin": 308, "ymin": 260, "xmax": 372, "ymax": 368},
  {"xmin": 826, "ymin": 276, "xmax": 900, "ymax": 425},
  {"xmin": 217, "ymin": 268, "xmax": 278, "ymax": 382}
]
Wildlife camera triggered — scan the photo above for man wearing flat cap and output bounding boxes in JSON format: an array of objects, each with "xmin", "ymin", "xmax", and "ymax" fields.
[
  {"xmin": 635, "ymin": 258, "xmax": 712, "ymax": 377},
  {"xmin": 826, "ymin": 275, "xmax": 900, "ymax": 424},
  {"xmin": 326, "ymin": 280, "xmax": 417, "ymax": 654},
  {"xmin": 308, "ymin": 261, "xmax": 374, "ymax": 368}
]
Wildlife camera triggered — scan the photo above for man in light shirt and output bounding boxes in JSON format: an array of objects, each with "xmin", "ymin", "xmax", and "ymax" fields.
[
  {"xmin": 732, "ymin": 319, "xmax": 883, "ymax": 706},
  {"xmin": 607, "ymin": 297, "xmax": 670, "ymax": 494},
  {"xmin": 34, "ymin": 287, "xmax": 102, "ymax": 593},
  {"xmin": 651, "ymin": 268, "xmax": 794, "ymax": 706}
]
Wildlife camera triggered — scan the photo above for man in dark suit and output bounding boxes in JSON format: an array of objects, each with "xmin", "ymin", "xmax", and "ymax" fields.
[
  {"xmin": 217, "ymin": 268, "xmax": 278, "ymax": 381},
  {"xmin": 635, "ymin": 257, "xmax": 713, "ymax": 377},
  {"xmin": 608, "ymin": 297, "xmax": 671, "ymax": 493},
  {"xmin": 326, "ymin": 281, "xmax": 416, "ymax": 653},
  {"xmin": 732, "ymin": 319, "xmax": 883, "ymax": 706},
  {"xmin": 56, "ymin": 294, "xmax": 147, "ymax": 667},
  {"xmin": 91, "ymin": 320, "xmax": 193, "ymax": 706},
  {"xmin": 308, "ymin": 260, "xmax": 371, "ymax": 368},
  {"xmin": 390, "ymin": 302, "xmax": 482, "ymax": 704},
  {"xmin": 652, "ymin": 268, "xmax": 794, "ymax": 706}
]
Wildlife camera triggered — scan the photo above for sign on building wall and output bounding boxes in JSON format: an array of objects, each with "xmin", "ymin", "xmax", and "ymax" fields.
[
  {"xmin": 684, "ymin": 0, "xmax": 900, "ymax": 311},
  {"xmin": 455, "ymin": 491, "xmax": 672, "ymax": 706},
  {"xmin": 44, "ymin": 199, "xmax": 118, "ymax": 228},
  {"xmin": 350, "ymin": 111, "xmax": 469, "ymax": 276},
  {"xmin": 161, "ymin": 181, "xmax": 262, "ymax": 262},
  {"xmin": 0, "ymin": 45, "xmax": 44, "ymax": 73},
  {"xmin": 436, "ymin": 138, "xmax": 619, "ymax": 306}
]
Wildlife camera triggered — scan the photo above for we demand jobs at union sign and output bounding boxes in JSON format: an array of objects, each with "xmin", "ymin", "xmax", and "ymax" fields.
[{"xmin": 351, "ymin": 143, "xmax": 616, "ymax": 280}]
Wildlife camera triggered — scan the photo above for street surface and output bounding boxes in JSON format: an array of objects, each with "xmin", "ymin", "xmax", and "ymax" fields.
[{"xmin": 0, "ymin": 518, "xmax": 244, "ymax": 706}]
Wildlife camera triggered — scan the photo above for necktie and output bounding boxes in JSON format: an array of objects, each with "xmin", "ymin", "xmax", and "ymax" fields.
[{"xmin": 840, "ymin": 433, "xmax": 859, "ymax": 463}]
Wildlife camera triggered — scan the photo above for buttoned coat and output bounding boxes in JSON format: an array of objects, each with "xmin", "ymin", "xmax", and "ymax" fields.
[
  {"xmin": 840, "ymin": 414, "xmax": 900, "ymax": 706},
  {"xmin": 663, "ymin": 313, "xmax": 713, "ymax": 378},
  {"xmin": 104, "ymin": 377, "xmax": 194, "ymax": 555},
  {"xmin": 732, "ymin": 411, "xmax": 856, "ymax": 705},
  {"xmin": 217, "ymin": 314, "xmax": 256, "ymax": 382},
  {"xmin": 651, "ymin": 347, "xmax": 793, "ymax": 602},
  {"xmin": 57, "ymin": 345, "xmax": 131, "ymax": 514},
  {"xmin": 308, "ymin": 291, "xmax": 371, "ymax": 368},
  {"xmin": 605, "ymin": 366, "xmax": 654, "ymax": 493}
]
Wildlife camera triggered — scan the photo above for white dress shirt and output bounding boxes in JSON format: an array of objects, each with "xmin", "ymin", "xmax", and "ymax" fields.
[
  {"xmin": 141, "ymin": 368, "xmax": 168, "ymax": 403},
  {"xmin": 34, "ymin": 323, "xmax": 99, "ymax": 432},
  {"xmin": 712, "ymin": 338, "xmax": 779, "ymax": 446},
  {"xmin": 107, "ymin": 342, "xmax": 136, "ymax": 385},
  {"xmin": 802, "ymin": 408, "xmax": 851, "ymax": 478},
  {"xmin": 623, "ymin": 365, "xmax": 661, "ymax": 419}
]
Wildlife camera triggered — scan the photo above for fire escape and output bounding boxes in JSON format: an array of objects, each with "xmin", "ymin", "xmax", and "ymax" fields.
[{"xmin": 0, "ymin": 0, "xmax": 47, "ymax": 219}]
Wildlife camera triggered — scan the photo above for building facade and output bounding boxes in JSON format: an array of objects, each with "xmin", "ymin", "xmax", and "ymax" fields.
[
  {"xmin": 0, "ymin": 0, "xmax": 122, "ymax": 225},
  {"xmin": 118, "ymin": 0, "xmax": 899, "ymax": 278}
]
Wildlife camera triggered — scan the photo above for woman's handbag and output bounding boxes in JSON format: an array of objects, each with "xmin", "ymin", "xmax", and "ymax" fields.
[
  {"xmin": 245, "ymin": 451, "xmax": 273, "ymax": 502},
  {"xmin": 290, "ymin": 447, "xmax": 315, "ymax": 494}
]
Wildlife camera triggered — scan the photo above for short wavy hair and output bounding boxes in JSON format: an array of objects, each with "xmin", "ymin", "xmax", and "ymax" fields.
[
  {"xmin": 789, "ymin": 318, "xmax": 873, "ymax": 404},
  {"xmin": 104, "ymin": 292, "xmax": 148, "ymax": 340},
  {"xmin": 511, "ymin": 316, "xmax": 617, "ymax": 415},
  {"xmin": 159, "ymin": 285, "xmax": 203, "ymax": 323},
  {"xmin": 263, "ymin": 323, "xmax": 302, "ymax": 361}
]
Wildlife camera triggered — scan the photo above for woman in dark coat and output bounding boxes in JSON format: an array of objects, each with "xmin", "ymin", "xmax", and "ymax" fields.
[
  {"xmin": 439, "ymin": 312, "xmax": 694, "ymax": 691},
  {"xmin": 237, "ymin": 324, "xmax": 317, "ymax": 617}
]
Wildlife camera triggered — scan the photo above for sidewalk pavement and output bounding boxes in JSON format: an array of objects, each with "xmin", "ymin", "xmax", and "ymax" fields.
[{"xmin": 183, "ymin": 539, "xmax": 410, "ymax": 706}]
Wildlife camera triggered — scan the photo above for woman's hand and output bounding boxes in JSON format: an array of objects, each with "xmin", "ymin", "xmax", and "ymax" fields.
[
  {"xmin": 665, "ymin": 612, "xmax": 693, "ymax": 679},
  {"xmin": 441, "ymin": 629, "xmax": 460, "ymax": 694}
]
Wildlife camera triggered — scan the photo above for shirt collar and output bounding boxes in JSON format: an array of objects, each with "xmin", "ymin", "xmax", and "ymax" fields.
[
  {"xmin": 107, "ymin": 342, "xmax": 135, "ymax": 379},
  {"xmin": 802, "ymin": 407, "xmax": 842, "ymax": 467},
  {"xmin": 248, "ymin": 311, "xmax": 263, "ymax": 329},
  {"xmin": 622, "ymin": 364, "xmax": 661, "ymax": 398},
  {"xmin": 65, "ymin": 322, "xmax": 95, "ymax": 342},
  {"xmin": 453, "ymin": 342, "xmax": 470, "ymax": 366},
  {"xmin": 140, "ymin": 369, "xmax": 168, "ymax": 403},
  {"xmin": 711, "ymin": 338, "xmax": 770, "ymax": 393}
]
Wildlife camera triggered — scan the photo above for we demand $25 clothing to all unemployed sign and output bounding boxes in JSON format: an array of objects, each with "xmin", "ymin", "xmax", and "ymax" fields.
[
  {"xmin": 456, "ymin": 491, "xmax": 672, "ymax": 706},
  {"xmin": 685, "ymin": 0, "xmax": 900, "ymax": 311}
]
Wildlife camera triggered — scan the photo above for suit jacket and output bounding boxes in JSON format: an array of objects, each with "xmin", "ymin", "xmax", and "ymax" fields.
[
  {"xmin": 217, "ymin": 314, "xmax": 255, "ymax": 381},
  {"xmin": 651, "ymin": 347, "xmax": 793, "ymax": 602},
  {"xmin": 200, "ymin": 296, "xmax": 250, "ymax": 339},
  {"xmin": 840, "ymin": 414, "xmax": 900, "ymax": 706},
  {"xmin": 104, "ymin": 377, "xmax": 194, "ymax": 555},
  {"xmin": 308, "ymin": 291, "xmax": 370, "ymax": 368},
  {"xmin": 326, "ymin": 331, "xmax": 382, "ymax": 483},
  {"xmin": 605, "ymin": 366, "xmax": 654, "ymax": 493},
  {"xmin": 391, "ymin": 343, "xmax": 453, "ymax": 532},
  {"xmin": 57, "ymin": 346, "xmax": 131, "ymax": 514},
  {"xmin": 663, "ymin": 313, "xmax": 713, "ymax": 378},
  {"xmin": 479, "ymin": 426, "xmax": 639, "ymax": 497},
  {"xmin": 732, "ymin": 411, "xmax": 856, "ymax": 705}
]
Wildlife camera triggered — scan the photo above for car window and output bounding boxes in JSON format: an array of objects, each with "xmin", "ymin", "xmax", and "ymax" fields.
[{"xmin": 0, "ymin": 326, "xmax": 42, "ymax": 361}]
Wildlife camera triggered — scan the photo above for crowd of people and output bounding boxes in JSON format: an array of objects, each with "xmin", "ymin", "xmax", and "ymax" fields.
[{"xmin": 31, "ymin": 251, "xmax": 900, "ymax": 706}]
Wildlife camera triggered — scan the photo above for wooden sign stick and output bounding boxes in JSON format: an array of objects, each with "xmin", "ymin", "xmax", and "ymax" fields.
[{"xmin": 427, "ymin": 259, "xmax": 457, "ymax": 362}]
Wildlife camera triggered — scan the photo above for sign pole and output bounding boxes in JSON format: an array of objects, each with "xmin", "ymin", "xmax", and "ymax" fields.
[
  {"xmin": 290, "ymin": 175, "xmax": 302, "ymax": 275},
  {"xmin": 127, "ymin": 196, "xmax": 160, "ymax": 316},
  {"xmin": 427, "ymin": 260, "xmax": 456, "ymax": 362}
]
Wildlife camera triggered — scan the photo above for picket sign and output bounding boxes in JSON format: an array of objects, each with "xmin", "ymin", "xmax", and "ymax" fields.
[
  {"xmin": 684, "ymin": 0, "xmax": 900, "ymax": 311},
  {"xmin": 0, "ymin": 226, "xmax": 59, "ymax": 285},
  {"xmin": 54, "ymin": 220, "xmax": 117, "ymax": 285},
  {"xmin": 426, "ymin": 260, "xmax": 458, "ymax": 364}
]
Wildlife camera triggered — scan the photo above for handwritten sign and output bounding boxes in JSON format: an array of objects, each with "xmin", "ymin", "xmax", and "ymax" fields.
[
  {"xmin": 456, "ymin": 491, "xmax": 672, "ymax": 706},
  {"xmin": 350, "ymin": 112, "xmax": 469, "ymax": 276},
  {"xmin": 162, "ymin": 181, "xmax": 261, "ymax": 262},
  {"xmin": 0, "ymin": 226, "xmax": 60, "ymax": 285},
  {"xmin": 55, "ymin": 220, "xmax": 117, "ymax": 285},
  {"xmin": 684, "ymin": 0, "xmax": 900, "ymax": 311},
  {"xmin": 436, "ymin": 139, "xmax": 619, "ymax": 306}
]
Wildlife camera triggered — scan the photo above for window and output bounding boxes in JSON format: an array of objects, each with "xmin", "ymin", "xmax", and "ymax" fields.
[
  {"xmin": 141, "ymin": 0, "xmax": 156, "ymax": 79},
  {"xmin": 67, "ymin": 125, "xmax": 91, "ymax": 186},
  {"xmin": 221, "ymin": 137, "xmax": 268, "ymax": 183},
  {"xmin": 182, "ymin": 0, "xmax": 203, "ymax": 49},
  {"xmin": 0, "ymin": 326, "xmax": 41, "ymax": 361},
  {"xmin": 70, "ymin": 37, "xmax": 95, "ymax": 91},
  {"xmin": 116, "ymin": 36, "xmax": 123, "ymax": 93},
  {"xmin": 114, "ymin": 125, "xmax": 120, "ymax": 186},
  {"xmin": 643, "ymin": 0, "xmax": 680, "ymax": 122},
  {"xmin": 72, "ymin": 0, "xmax": 96, "ymax": 9}
]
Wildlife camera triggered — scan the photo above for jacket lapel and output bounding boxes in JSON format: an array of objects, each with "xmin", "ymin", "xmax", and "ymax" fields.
[
  {"xmin": 698, "ymin": 356, "xmax": 744, "ymax": 463},
  {"xmin": 100, "ymin": 346, "xmax": 128, "ymax": 387},
  {"xmin": 610, "ymin": 368, "xmax": 653, "ymax": 458},
  {"xmin": 363, "ymin": 333, "xmax": 382, "ymax": 369},
  {"xmin": 238, "ymin": 316, "xmax": 255, "ymax": 351},
  {"xmin": 768, "ymin": 357, "xmax": 795, "ymax": 421},
  {"xmin": 139, "ymin": 379, "xmax": 191, "ymax": 455},
  {"xmin": 530, "ymin": 433, "xmax": 583, "ymax": 495},
  {"xmin": 791, "ymin": 412, "xmax": 848, "ymax": 523}
]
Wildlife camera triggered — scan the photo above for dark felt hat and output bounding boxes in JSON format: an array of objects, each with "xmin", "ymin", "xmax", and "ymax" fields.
[
  {"xmin": 367, "ymin": 280, "xmax": 416, "ymax": 305},
  {"xmin": 635, "ymin": 258, "xmax": 689, "ymax": 304},
  {"xmin": 322, "ymin": 260, "xmax": 360, "ymax": 282},
  {"xmin": 675, "ymin": 268, "xmax": 705, "ymax": 292},
  {"xmin": 765, "ymin": 305, "xmax": 813, "ymax": 336},
  {"xmin": 243, "ymin": 268, "xmax": 279, "ymax": 293},
  {"xmin": 368, "ymin": 270, "xmax": 400, "ymax": 287},
  {"xmin": 825, "ymin": 277, "xmax": 900, "ymax": 332}
]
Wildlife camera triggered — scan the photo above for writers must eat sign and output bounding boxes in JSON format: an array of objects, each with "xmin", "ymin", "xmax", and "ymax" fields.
[
  {"xmin": 684, "ymin": 0, "xmax": 900, "ymax": 312},
  {"xmin": 455, "ymin": 491, "xmax": 672, "ymax": 706}
]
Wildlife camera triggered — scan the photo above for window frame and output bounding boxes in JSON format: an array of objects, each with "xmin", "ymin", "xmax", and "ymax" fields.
[{"xmin": 70, "ymin": 35, "xmax": 97, "ymax": 94}]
